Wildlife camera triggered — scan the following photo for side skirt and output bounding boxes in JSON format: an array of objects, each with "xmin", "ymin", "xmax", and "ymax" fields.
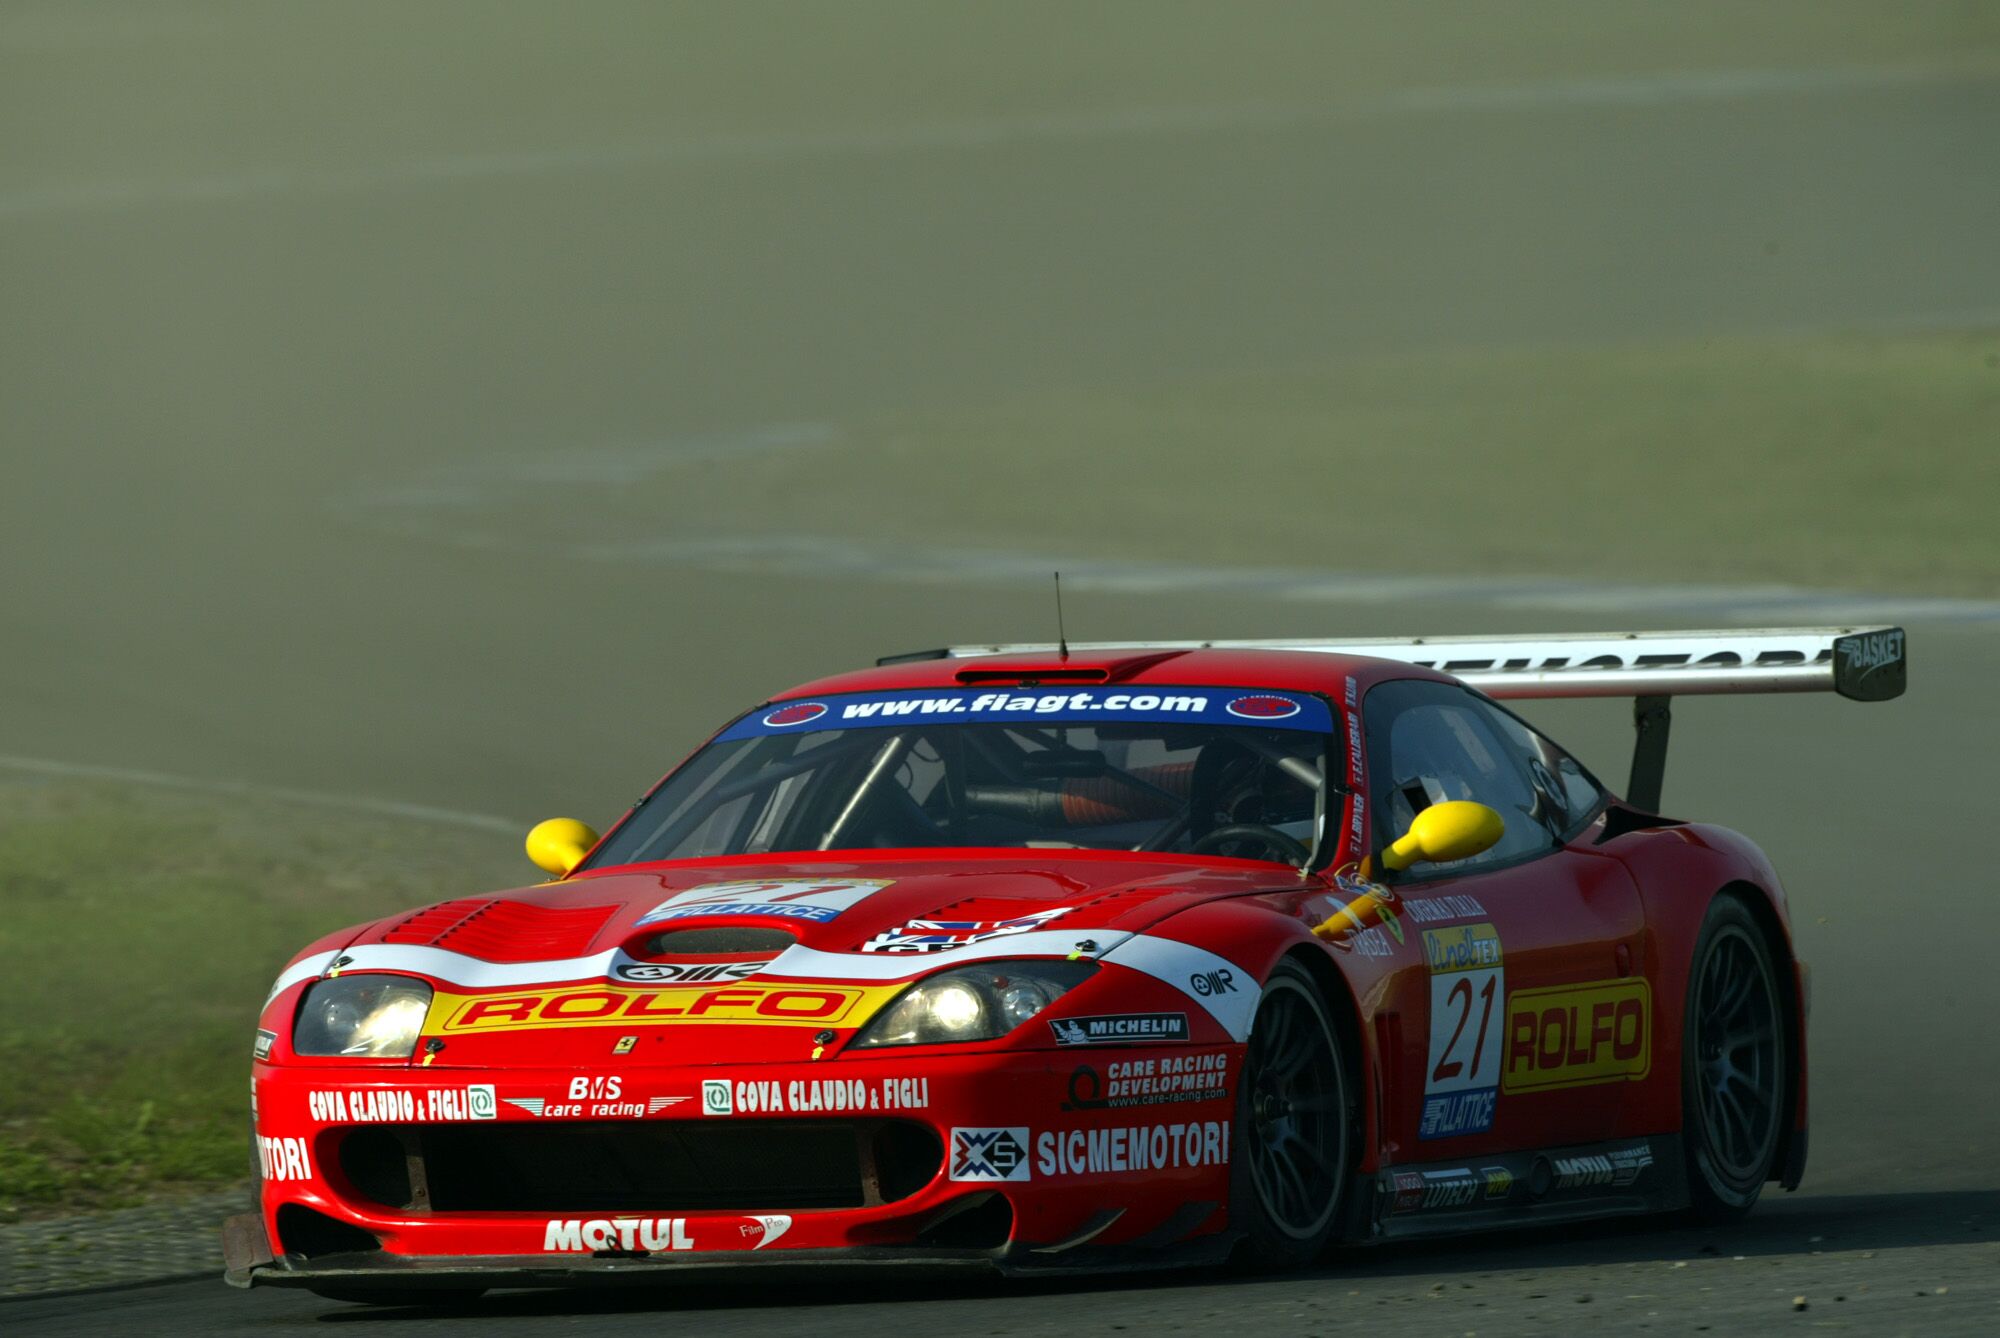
[{"xmin": 1366, "ymin": 1135, "xmax": 1687, "ymax": 1242}]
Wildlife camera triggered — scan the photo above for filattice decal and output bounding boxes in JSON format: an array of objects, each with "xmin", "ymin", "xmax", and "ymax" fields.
[{"xmin": 427, "ymin": 982, "xmax": 901, "ymax": 1033}]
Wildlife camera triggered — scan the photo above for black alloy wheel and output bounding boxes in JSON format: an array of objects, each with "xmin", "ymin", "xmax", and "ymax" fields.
[
  {"xmin": 1682, "ymin": 895, "xmax": 1788, "ymax": 1222},
  {"xmin": 1230, "ymin": 958, "xmax": 1350, "ymax": 1269}
]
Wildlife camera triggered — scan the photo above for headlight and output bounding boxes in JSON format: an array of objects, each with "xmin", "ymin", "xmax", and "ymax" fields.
[
  {"xmin": 292, "ymin": 976, "xmax": 433, "ymax": 1058},
  {"xmin": 849, "ymin": 960, "xmax": 1096, "ymax": 1048}
]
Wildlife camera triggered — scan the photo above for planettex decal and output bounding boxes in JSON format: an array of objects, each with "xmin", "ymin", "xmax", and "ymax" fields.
[{"xmin": 428, "ymin": 982, "xmax": 902, "ymax": 1034}]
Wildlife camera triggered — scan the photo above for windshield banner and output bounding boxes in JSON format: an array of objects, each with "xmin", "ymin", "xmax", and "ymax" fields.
[{"xmin": 717, "ymin": 687, "xmax": 1333, "ymax": 741}]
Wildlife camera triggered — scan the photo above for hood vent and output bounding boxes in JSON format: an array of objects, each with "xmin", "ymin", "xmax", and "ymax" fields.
[
  {"xmin": 380, "ymin": 898, "xmax": 617, "ymax": 962},
  {"xmin": 643, "ymin": 925, "xmax": 798, "ymax": 956}
]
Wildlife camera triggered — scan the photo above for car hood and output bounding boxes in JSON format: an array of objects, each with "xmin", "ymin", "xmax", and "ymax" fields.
[{"xmin": 314, "ymin": 854, "xmax": 1280, "ymax": 1067}]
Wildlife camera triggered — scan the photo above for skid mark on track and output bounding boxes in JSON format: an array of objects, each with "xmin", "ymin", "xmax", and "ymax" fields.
[
  {"xmin": 0, "ymin": 754, "xmax": 518, "ymax": 833},
  {"xmin": 327, "ymin": 426, "xmax": 2000, "ymax": 627},
  {"xmin": 3, "ymin": 64, "xmax": 1990, "ymax": 220}
]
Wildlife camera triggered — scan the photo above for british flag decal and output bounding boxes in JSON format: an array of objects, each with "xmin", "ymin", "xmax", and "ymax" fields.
[{"xmin": 861, "ymin": 907, "xmax": 1070, "ymax": 954}]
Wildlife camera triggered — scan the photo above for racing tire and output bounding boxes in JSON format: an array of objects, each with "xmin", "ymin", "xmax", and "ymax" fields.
[
  {"xmin": 1680, "ymin": 894, "xmax": 1788, "ymax": 1224},
  {"xmin": 306, "ymin": 1286, "xmax": 487, "ymax": 1307},
  {"xmin": 1229, "ymin": 958, "xmax": 1351, "ymax": 1270}
]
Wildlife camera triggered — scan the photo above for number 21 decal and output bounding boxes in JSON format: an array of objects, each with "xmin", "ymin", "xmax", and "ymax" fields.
[{"xmin": 1419, "ymin": 923, "xmax": 1505, "ymax": 1139}]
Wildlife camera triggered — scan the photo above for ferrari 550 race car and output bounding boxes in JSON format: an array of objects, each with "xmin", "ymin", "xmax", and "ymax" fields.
[{"xmin": 224, "ymin": 625, "xmax": 1906, "ymax": 1303}]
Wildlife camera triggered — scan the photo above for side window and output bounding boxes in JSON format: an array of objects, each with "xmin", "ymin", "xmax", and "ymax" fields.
[
  {"xmin": 1363, "ymin": 680, "xmax": 1555, "ymax": 875},
  {"xmin": 1477, "ymin": 701, "xmax": 1610, "ymax": 840}
]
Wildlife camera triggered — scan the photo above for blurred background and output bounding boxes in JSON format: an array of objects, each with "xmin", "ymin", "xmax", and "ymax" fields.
[{"xmin": 1, "ymin": 0, "xmax": 1996, "ymax": 1226}]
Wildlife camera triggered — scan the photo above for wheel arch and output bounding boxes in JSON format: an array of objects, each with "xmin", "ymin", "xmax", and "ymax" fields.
[
  {"xmin": 1712, "ymin": 879, "xmax": 1809, "ymax": 1190},
  {"xmin": 1279, "ymin": 942, "xmax": 1376, "ymax": 1240}
]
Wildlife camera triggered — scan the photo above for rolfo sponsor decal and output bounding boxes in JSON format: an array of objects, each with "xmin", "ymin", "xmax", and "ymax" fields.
[
  {"xmin": 430, "ymin": 982, "xmax": 898, "ymax": 1033},
  {"xmin": 1062, "ymin": 1052, "xmax": 1229, "ymax": 1111},
  {"xmin": 1501, "ymin": 979, "xmax": 1651, "ymax": 1093},
  {"xmin": 949, "ymin": 1127, "xmax": 1032, "ymax": 1182},
  {"xmin": 635, "ymin": 879, "xmax": 892, "ymax": 927},
  {"xmin": 1035, "ymin": 1121, "xmax": 1230, "ymax": 1177},
  {"xmin": 257, "ymin": 1135, "xmax": 312, "ymax": 1182},
  {"xmin": 1048, "ymin": 1012, "xmax": 1190, "ymax": 1046}
]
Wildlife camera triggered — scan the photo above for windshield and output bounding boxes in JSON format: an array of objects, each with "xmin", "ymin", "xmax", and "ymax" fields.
[{"xmin": 592, "ymin": 687, "xmax": 1335, "ymax": 866}]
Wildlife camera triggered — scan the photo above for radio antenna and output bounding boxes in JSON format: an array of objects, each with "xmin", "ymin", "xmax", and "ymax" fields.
[{"xmin": 1053, "ymin": 571, "xmax": 1070, "ymax": 662}]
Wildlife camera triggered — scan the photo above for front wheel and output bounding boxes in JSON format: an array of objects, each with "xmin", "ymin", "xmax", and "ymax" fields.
[
  {"xmin": 1230, "ymin": 958, "xmax": 1350, "ymax": 1270},
  {"xmin": 1681, "ymin": 894, "xmax": 1788, "ymax": 1223}
]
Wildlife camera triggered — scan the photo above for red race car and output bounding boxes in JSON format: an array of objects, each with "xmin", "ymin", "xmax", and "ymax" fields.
[{"xmin": 225, "ymin": 625, "xmax": 1905, "ymax": 1304}]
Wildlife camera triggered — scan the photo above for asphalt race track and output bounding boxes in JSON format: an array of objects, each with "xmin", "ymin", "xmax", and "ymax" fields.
[{"xmin": 6, "ymin": 7, "xmax": 2000, "ymax": 1333}]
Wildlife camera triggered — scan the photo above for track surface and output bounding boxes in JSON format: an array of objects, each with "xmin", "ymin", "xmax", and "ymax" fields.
[{"xmin": 5, "ymin": 5, "xmax": 1998, "ymax": 1333}]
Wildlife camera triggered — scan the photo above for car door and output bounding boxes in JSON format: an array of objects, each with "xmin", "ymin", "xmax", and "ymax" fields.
[{"xmin": 1361, "ymin": 679, "xmax": 1649, "ymax": 1164}]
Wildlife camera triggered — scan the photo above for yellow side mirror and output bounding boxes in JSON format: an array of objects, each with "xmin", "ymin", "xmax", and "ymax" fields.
[
  {"xmin": 1380, "ymin": 801, "xmax": 1504, "ymax": 872},
  {"xmin": 525, "ymin": 817, "xmax": 600, "ymax": 878}
]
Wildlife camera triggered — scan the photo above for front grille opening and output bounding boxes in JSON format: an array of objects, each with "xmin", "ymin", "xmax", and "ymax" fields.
[
  {"xmin": 408, "ymin": 1120, "xmax": 938, "ymax": 1213},
  {"xmin": 872, "ymin": 1123, "xmax": 944, "ymax": 1202},
  {"xmin": 915, "ymin": 1192, "xmax": 1014, "ymax": 1249},
  {"xmin": 275, "ymin": 1204, "xmax": 380, "ymax": 1260},
  {"xmin": 338, "ymin": 1127, "xmax": 414, "ymax": 1210}
]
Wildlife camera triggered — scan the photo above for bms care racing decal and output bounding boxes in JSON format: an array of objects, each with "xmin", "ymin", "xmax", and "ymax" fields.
[
  {"xmin": 427, "ymin": 982, "xmax": 902, "ymax": 1034},
  {"xmin": 635, "ymin": 879, "xmax": 893, "ymax": 927},
  {"xmin": 1419, "ymin": 923, "xmax": 1505, "ymax": 1139},
  {"xmin": 1502, "ymin": 979, "xmax": 1651, "ymax": 1093},
  {"xmin": 717, "ymin": 688, "xmax": 1334, "ymax": 741},
  {"xmin": 862, "ymin": 907, "xmax": 1069, "ymax": 954}
]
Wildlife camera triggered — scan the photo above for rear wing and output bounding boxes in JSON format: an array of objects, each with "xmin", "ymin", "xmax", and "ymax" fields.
[{"xmin": 893, "ymin": 626, "xmax": 1906, "ymax": 812}]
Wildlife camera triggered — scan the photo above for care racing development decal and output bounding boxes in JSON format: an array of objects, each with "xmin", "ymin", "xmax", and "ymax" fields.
[
  {"xmin": 1502, "ymin": 979, "xmax": 1651, "ymax": 1092},
  {"xmin": 1419, "ymin": 923, "xmax": 1505, "ymax": 1139},
  {"xmin": 636, "ymin": 879, "xmax": 893, "ymax": 927},
  {"xmin": 717, "ymin": 687, "xmax": 1335, "ymax": 740},
  {"xmin": 1061, "ymin": 1052, "xmax": 1229, "ymax": 1111},
  {"xmin": 862, "ymin": 907, "xmax": 1068, "ymax": 954}
]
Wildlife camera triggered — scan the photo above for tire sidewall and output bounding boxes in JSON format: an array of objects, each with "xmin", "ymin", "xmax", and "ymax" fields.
[
  {"xmin": 1229, "ymin": 958, "xmax": 1349, "ymax": 1270},
  {"xmin": 1681, "ymin": 894, "xmax": 1787, "ymax": 1220}
]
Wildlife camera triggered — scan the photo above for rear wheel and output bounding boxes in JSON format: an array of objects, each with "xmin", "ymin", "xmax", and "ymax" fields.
[
  {"xmin": 1681, "ymin": 895, "xmax": 1787, "ymax": 1222},
  {"xmin": 1230, "ymin": 958, "xmax": 1350, "ymax": 1270}
]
